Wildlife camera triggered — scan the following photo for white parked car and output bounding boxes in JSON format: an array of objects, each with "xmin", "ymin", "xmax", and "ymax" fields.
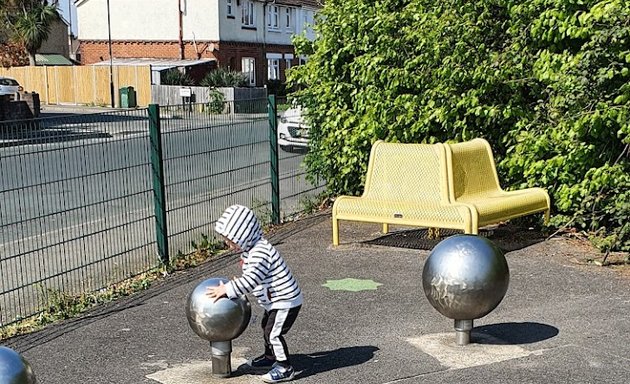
[
  {"xmin": 0, "ymin": 77, "xmax": 23, "ymax": 96},
  {"xmin": 278, "ymin": 107, "xmax": 309, "ymax": 152}
]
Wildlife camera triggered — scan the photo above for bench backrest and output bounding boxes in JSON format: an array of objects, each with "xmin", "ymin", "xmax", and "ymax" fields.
[
  {"xmin": 445, "ymin": 138, "xmax": 502, "ymax": 200},
  {"xmin": 363, "ymin": 140, "xmax": 449, "ymax": 204}
]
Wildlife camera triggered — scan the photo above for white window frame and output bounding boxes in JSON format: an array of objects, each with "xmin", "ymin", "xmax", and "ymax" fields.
[
  {"xmin": 285, "ymin": 7, "xmax": 293, "ymax": 30},
  {"xmin": 242, "ymin": 57, "xmax": 256, "ymax": 86},
  {"xmin": 241, "ymin": 0, "xmax": 255, "ymax": 27},
  {"xmin": 227, "ymin": 0, "xmax": 233, "ymax": 17},
  {"xmin": 266, "ymin": 54, "xmax": 282, "ymax": 80},
  {"xmin": 267, "ymin": 5, "xmax": 280, "ymax": 30},
  {"xmin": 284, "ymin": 53, "xmax": 294, "ymax": 71},
  {"xmin": 267, "ymin": 58, "xmax": 280, "ymax": 80}
]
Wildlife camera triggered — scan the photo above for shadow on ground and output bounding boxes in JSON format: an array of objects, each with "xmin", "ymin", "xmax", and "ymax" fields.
[
  {"xmin": 473, "ymin": 322, "xmax": 559, "ymax": 344},
  {"xmin": 0, "ymin": 111, "xmax": 150, "ymax": 147},
  {"xmin": 233, "ymin": 346, "xmax": 379, "ymax": 379},
  {"xmin": 364, "ymin": 224, "xmax": 547, "ymax": 252},
  {"xmin": 6, "ymin": 214, "xmax": 331, "ymax": 353}
]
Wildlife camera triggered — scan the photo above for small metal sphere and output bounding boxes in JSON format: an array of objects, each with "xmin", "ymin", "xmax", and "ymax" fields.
[
  {"xmin": 186, "ymin": 277, "xmax": 251, "ymax": 342},
  {"xmin": 422, "ymin": 234, "xmax": 509, "ymax": 320},
  {"xmin": 0, "ymin": 346, "xmax": 37, "ymax": 384}
]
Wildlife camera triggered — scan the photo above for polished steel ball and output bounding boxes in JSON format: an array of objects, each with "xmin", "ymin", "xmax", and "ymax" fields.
[
  {"xmin": 186, "ymin": 277, "xmax": 251, "ymax": 342},
  {"xmin": 422, "ymin": 235, "xmax": 509, "ymax": 320},
  {"xmin": 0, "ymin": 346, "xmax": 37, "ymax": 384}
]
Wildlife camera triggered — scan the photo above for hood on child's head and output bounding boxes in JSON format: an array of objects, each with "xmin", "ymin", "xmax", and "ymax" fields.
[{"xmin": 214, "ymin": 205, "xmax": 263, "ymax": 252}]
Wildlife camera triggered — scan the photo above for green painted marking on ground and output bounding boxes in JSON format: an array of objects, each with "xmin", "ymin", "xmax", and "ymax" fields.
[{"xmin": 322, "ymin": 278, "xmax": 383, "ymax": 292}]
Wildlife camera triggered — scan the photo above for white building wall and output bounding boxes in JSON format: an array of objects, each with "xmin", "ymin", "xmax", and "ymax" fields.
[
  {"xmin": 77, "ymin": 0, "xmax": 317, "ymax": 44},
  {"xmin": 218, "ymin": 0, "xmax": 264, "ymax": 43},
  {"xmin": 218, "ymin": 1, "xmax": 315, "ymax": 45},
  {"xmin": 182, "ymin": 0, "xmax": 220, "ymax": 41},
  {"xmin": 76, "ymin": 0, "xmax": 219, "ymax": 41}
]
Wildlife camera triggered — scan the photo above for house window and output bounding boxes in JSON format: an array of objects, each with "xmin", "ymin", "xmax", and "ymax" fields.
[
  {"xmin": 285, "ymin": 8, "xmax": 293, "ymax": 30},
  {"xmin": 267, "ymin": 5, "xmax": 279, "ymax": 30},
  {"xmin": 284, "ymin": 54, "xmax": 294, "ymax": 71},
  {"xmin": 227, "ymin": 0, "xmax": 233, "ymax": 17},
  {"xmin": 242, "ymin": 0, "xmax": 255, "ymax": 27},
  {"xmin": 242, "ymin": 57, "xmax": 256, "ymax": 86},
  {"xmin": 268, "ymin": 58, "xmax": 280, "ymax": 80}
]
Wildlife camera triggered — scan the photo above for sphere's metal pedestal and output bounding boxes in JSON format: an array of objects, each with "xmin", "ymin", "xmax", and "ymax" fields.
[
  {"xmin": 186, "ymin": 278, "xmax": 251, "ymax": 380},
  {"xmin": 454, "ymin": 319, "xmax": 473, "ymax": 346},
  {"xmin": 210, "ymin": 341, "xmax": 232, "ymax": 378},
  {"xmin": 422, "ymin": 235, "xmax": 510, "ymax": 347}
]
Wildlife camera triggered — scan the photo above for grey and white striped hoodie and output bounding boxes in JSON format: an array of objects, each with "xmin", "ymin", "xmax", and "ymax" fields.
[{"xmin": 215, "ymin": 204, "xmax": 303, "ymax": 310}]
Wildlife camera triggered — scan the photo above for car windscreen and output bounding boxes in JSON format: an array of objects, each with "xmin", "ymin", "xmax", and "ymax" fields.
[{"xmin": 0, "ymin": 78, "xmax": 19, "ymax": 86}]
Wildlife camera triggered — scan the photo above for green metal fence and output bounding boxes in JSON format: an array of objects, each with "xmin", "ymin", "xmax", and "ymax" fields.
[{"xmin": 0, "ymin": 97, "xmax": 324, "ymax": 326}]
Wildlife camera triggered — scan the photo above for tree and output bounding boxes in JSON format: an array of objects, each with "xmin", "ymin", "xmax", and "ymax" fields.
[
  {"xmin": 0, "ymin": 0, "xmax": 60, "ymax": 66},
  {"xmin": 289, "ymin": 0, "xmax": 629, "ymax": 251}
]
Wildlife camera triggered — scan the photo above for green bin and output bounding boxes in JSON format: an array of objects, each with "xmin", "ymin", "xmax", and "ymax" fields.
[{"xmin": 118, "ymin": 86, "xmax": 137, "ymax": 108}]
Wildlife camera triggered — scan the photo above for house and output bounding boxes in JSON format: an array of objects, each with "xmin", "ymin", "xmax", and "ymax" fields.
[
  {"xmin": 75, "ymin": 0, "xmax": 321, "ymax": 86},
  {"xmin": 1, "ymin": 14, "xmax": 77, "ymax": 67}
]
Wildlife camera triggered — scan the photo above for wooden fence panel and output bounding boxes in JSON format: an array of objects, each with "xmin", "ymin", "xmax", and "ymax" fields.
[
  {"xmin": 73, "ymin": 66, "xmax": 95, "ymax": 105},
  {"xmin": 46, "ymin": 67, "xmax": 59, "ymax": 104},
  {"xmin": 0, "ymin": 65, "xmax": 152, "ymax": 106}
]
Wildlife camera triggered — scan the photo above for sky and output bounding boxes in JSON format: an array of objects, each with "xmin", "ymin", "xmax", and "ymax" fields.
[{"xmin": 58, "ymin": 0, "xmax": 78, "ymax": 35}]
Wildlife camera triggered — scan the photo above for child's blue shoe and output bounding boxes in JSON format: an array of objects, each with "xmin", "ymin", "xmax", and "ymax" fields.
[
  {"xmin": 261, "ymin": 363, "xmax": 295, "ymax": 383},
  {"xmin": 247, "ymin": 354, "xmax": 276, "ymax": 369}
]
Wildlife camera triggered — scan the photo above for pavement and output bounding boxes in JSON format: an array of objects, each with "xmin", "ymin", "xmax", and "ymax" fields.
[{"xmin": 3, "ymin": 211, "xmax": 630, "ymax": 384}]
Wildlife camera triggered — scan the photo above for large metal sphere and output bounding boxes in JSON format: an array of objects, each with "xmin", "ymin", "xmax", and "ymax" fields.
[
  {"xmin": 186, "ymin": 277, "xmax": 251, "ymax": 342},
  {"xmin": 422, "ymin": 235, "xmax": 509, "ymax": 320},
  {"xmin": 0, "ymin": 346, "xmax": 37, "ymax": 384}
]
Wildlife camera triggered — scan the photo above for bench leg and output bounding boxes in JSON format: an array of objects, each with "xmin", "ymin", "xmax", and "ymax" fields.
[
  {"xmin": 544, "ymin": 209, "xmax": 550, "ymax": 224},
  {"xmin": 428, "ymin": 227, "xmax": 440, "ymax": 239},
  {"xmin": 332, "ymin": 216, "xmax": 340, "ymax": 246},
  {"xmin": 382, "ymin": 223, "xmax": 389, "ymax": 234}
]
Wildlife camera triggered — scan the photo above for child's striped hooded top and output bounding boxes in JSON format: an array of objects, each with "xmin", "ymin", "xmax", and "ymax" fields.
[{"xmin": 215, "ymin": 204, "xmax": 303, "ymax": 310}]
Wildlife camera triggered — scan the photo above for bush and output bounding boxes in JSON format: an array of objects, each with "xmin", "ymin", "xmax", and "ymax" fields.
[
  {"xmin": 206, "ymin": 88, "xmax": 225, "ymax": 114},
  {"xmin": 266, "ymin": 79, "xmax": 288, "ymax": 96},
  {"xmin": 290, "ymin": 0, "xmax": 630, "ymax": 250},
  {"xmin": 162, "ymin": 68, "xmax": 194, "ymax": 86},
  {"xmin": 200, "ymin": 68, "xmax": 248, "ymax": 87}
]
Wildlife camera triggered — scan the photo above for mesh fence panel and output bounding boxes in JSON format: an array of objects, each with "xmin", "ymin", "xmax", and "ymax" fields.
[
  {"xmin": 0, "ymin": 97, "xmax": 326, "ymax": 327},
  {"xmin": 0, "ymin": 109, "xmax": 156, "ymax": 325}
]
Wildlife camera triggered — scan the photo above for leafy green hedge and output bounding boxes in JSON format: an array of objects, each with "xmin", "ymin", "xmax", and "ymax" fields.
[{"xmin": 289, "ymin": 0, "xmax": 629, "ymax": 251}]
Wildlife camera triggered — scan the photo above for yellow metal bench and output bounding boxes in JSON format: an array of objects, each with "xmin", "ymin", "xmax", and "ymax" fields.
[
  {"xmin": 332, "ymin": 140, "xmax": 473, "ymax": 245},
  {"xmin": 444, "ymin": 138, "xmax": 551, "ymax": 234}
]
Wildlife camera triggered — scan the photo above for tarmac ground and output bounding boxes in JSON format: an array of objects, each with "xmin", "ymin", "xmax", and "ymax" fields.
[{"xmin": 4, "ymin": 212, "xmax": 630, "ymax": 384}]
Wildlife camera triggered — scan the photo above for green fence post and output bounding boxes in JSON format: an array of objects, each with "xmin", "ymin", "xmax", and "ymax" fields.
[
  {"xmin": 148, "ymin": 104, "xmax": 169, "ymax": 264},
  {"xmin": 268, "ymin": 94, "xmax": 280, "ymax": 225}
]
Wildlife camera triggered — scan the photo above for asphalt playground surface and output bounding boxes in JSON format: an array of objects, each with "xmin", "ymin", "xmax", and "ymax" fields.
[{"xmin": 4, "ymin": 211, "xmax": 630, "ymax": 384}]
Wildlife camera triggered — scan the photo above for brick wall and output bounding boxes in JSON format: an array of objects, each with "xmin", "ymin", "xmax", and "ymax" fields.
[
  {"xmin": 79, "ymin": 40, "xmax": 296, "ymax": 86},
  {"xmin": 0, "ymin": 93, "xmax": 41, "ymax": 121},
  {"xmin": 79, "ymin": 40, "xmax": 217, "ymax": 65}
]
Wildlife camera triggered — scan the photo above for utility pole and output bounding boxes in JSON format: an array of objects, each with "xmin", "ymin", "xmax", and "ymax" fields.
[
  {"xmin": 107, "ymin": 0, "xmax": 115, "ymax": 108},
  {"xmin": 178, "ymin": 0, "xmax": 185, "ymax": 59}
]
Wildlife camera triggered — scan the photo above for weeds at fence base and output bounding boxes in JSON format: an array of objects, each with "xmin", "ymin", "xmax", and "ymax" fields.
[{"xmin": 0, "ymin": 237, "xmax": 226, "ymax": 341}]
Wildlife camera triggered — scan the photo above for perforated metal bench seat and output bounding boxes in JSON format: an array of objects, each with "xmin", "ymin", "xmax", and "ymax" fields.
[
  {"xmin": 332, "ymin": 141, "xmax": 472, "ymax": 245},
  {"xmin": 333, "ymin": 197, "xmax": 472, "ymax": 228},
  {"xmin": 445, "ymin": 138, "xmax": 551, "ymax": 233},
  {"xmin": 455, "ymin": 190, "xmax": 550, "ymax": 228},
  {"xmin": 331, "ymin": 138, "xmax": 551, "ymax": 246}
]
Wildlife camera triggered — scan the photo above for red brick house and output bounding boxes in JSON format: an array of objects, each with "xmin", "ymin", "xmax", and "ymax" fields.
[{"xmin": 76, "ymin": 0, "xmax": 321, "ymax": 86}]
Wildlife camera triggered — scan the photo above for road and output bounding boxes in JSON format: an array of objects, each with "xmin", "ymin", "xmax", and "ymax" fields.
[{"xmin": 0, "ymin": 109, "xmax": 322, "ymax": 324}]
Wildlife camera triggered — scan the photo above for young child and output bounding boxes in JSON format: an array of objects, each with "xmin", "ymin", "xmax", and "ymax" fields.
[{"xmin": 206, "ymin": 204, "xmax": 303, "ymax": 383}]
